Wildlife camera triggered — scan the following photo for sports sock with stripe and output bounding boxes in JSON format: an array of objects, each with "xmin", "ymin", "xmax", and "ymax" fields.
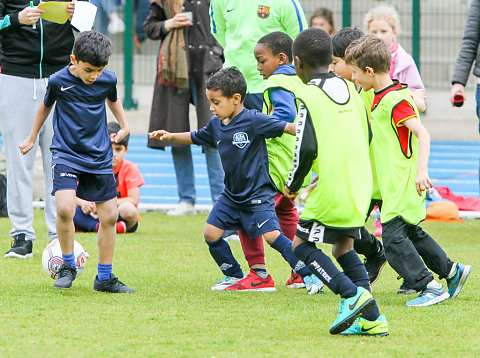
[
  {"xmin": 252, "ymin": 267, "xmax": 268, "ymax": 279},
  {"xmin": 206, "ymin": 238, "xmax": 243, "ymax": 278}
]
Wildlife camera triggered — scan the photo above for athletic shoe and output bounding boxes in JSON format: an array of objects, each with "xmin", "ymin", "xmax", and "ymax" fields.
[
  {"xmin": 406, "ymin": 283, "xmax": 450, "ymax": 307},
  {"xmin": 329, "ymin": 287, "xmax": 375, "ymax": 335},
  {"xmin": 167, "ymin": 202, "xmax": 196, "ymax": 216},
  {"xmin": 211, "ymin": 276, "xmax": 243, "ymax": 291},
  {"xmin": 225, "ymin": 270, "xmax": 276, "ymax": 292},
  {"xmin": 341, "ymin": 315, "xmax": 389, "ymax": 336},
  {"xmin": 397, "ymin": 279, "xmax": 419, "ymax": 295},
  {"xmin": 54, "ymin": 263, "xmax": 77, "ymax": 289},
  {"xmin": 447, "ymin": 262, "xmax": 472, "ymax": 298},
  {"xmin": 374, "ymin": 219, "xmax": 382, "ymax": 237},
  {"xmin": 364, "ymin": 243, "xmax": 387, "ymax": 285},
  {"xmin": 93, "ymin": 274, "xmax": 135, "ymax": 293},
  {"xmin": 303, "ymin": 274, "xmax": 326, "ymax": 295},
  {"xmin": 4, "ymin": 234, "xmax": 33, "ymax": 258},
  {"xmin": 116, "ymin": 221, "xmax": 127, "ymax": 234},
  {"xmin": 286, "ymin": 271, "xmax": 305, "ymax": 289}
]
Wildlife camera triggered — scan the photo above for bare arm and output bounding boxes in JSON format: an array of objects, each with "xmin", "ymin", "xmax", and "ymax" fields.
[
  {"xmin": 148, "ymin": 130, "xmax": 193, "ymax": 145},
  {"xmin": 19, "ymin": 103, "xmax": 52, "ymax": 155},
  {"xmin": 117, "ymin": 187, "xmax": 140, "ymax": 207},
  {"xmin": 283, "ymin": 122, "xmax": 296, "ymax": 135},
  {"xmin": 411, "ymin": 88, "xmax": 426, "ymax": 112},
  {"xmin": 106, "ymin": 99, "xmax": 130, "ymax": 144},
  {"xmin": 403, "ymin": 117, "xmax": 433, "ymax": 195}
]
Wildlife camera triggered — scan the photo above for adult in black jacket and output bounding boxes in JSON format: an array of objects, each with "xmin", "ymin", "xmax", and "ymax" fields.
[{"xmin": 0, "ymin": 1, "xmax": 81, "ymax": 258}]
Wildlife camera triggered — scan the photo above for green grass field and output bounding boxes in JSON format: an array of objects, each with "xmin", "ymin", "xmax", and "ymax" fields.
[{"xmin": 0, "ymin": 211, "xmax": 478, "ymax": 357}]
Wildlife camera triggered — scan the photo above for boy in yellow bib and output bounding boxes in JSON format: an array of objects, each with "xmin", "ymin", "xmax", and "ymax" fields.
[{"xmin": 345, "ymin": 35, "xmax": 471, "ymax": 307}]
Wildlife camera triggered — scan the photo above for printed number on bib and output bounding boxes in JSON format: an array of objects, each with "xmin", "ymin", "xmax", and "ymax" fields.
[{"xmin": 308, "ymin": 222, "xmax": 325, "ymax": 243}]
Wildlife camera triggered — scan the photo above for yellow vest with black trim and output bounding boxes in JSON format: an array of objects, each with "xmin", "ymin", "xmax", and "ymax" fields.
[
  {"xmin": 263, "ymin": 73, "xmax": 305, "ymax": 191},
  {"xmin": 371, "ymin": 85, "xmax": 425, "ymax": 224},
  {"xmin": 359, "ymin": 88, "xmax": 381, "ymax": 200},
  {"xmin": 296, "ymin": 77, "xmax": 372, "ymax": 228}
]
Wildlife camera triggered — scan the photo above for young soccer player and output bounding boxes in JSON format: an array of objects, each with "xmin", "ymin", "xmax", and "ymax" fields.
[
  {"xmin": 286, "ymin": 28, "xmax": 387, "ymax": 335},
  {"xmin": 228, "ymin": 31, "xmax": 324, "ymax": 294},
  {"xmin": 345, "ymin": 35, "xmax": 471, "ymax": 307},
  {"xmin": 19, "ymin": 31, "xmax": 134, "ymax": 293},
  {"xmin": 74, "ymin": 122, "xmax": 145, "ymax": 234},
  {"xmin": 149, "ymin": 67, "xmax": 311, "ymax": 292}
]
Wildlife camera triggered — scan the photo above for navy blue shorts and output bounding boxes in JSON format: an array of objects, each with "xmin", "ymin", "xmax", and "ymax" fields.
[
  {"xmin": 296, "ymin": 219, "xmax": 361, "ymax": 244},
  {"xmin": 52, "ymin": 164, "xmax": 118, "ymax": 202},
  {"xmin": 207, "ymin": 200, "xmax": 280, "ymax": 238}
]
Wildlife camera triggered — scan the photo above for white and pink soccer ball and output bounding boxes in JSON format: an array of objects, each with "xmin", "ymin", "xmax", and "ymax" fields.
[{"xmin": 42, "ymin": 239, "xmax": 89, "ymax": 278}]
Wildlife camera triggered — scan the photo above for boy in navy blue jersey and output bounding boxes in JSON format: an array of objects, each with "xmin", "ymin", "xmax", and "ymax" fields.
[
  {"xmin": 149, "ymin": 67, "xmax": 310, "ymax": 292},
  {"xmin": 19, "ymin": 31, "xmax": 134, "ymax": 293}
]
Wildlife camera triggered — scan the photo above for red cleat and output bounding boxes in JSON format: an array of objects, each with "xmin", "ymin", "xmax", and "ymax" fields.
[
  {"xmin": 225, "ymin": 270, "xmax": 276, "ymax": 292},
  {"xmin": 285, "ymin": 271, "xmax": 306, "ymax": 288}
]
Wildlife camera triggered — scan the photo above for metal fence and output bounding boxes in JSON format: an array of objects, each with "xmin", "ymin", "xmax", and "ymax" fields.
[{"xmin": 107, "ymin": 0, "xmax": 475, "ymax": 103}]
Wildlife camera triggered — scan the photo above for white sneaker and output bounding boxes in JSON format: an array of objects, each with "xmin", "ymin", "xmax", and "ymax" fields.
[
  {"xmin": 166, "ymin": 202, "xmax": 196, "ymax": 216},
  {"xmin": 211, "ymin": 276, "xmax": 243, "ymax": 291},
  {"xmin": 108, "ymin": 14, "xmax": 125, "ymax": 34}
]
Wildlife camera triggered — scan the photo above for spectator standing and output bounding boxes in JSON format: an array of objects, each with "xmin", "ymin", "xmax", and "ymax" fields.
[
  {"xmin": 0, "ymin": 1, "xmax": 82, "ymax": 258},
  {"xmin": 309, "ymin": 7, "xmax": 335, "ymax": 35},
  {"xmin": 209, "ymin": 0, "xmax": 307, "ymax": 110},
  {"xmin": 450, "ymin": 0, "xmax": 480, "ymax": 194},
  {"xmin": 144, "ymin": 0, "xmax": 224, "ymax": 216}
]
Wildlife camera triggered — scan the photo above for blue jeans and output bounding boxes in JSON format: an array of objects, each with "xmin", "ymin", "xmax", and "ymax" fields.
[
  {"xmin": 171, "ymin": 146, "xmax": 224, "ymax": 204},
  {"xmin": 476, "ymin": 84, "xmax": 480, "ymax": 195},
  {"xmin": 91, "ymin": 0, "xmax": 118, "ymax": 34}
]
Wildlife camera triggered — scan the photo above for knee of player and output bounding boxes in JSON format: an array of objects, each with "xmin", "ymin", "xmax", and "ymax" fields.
[
  {"xmin": 118, "ymin": 203, "xmax": 138, "ymax": 221},
  {"xmin": 263, "ymin": 230, "xmax": 281, "ymax": 244},
  {"xmin": 56, "ymin": 202, "xmax": 76, "ymax": 221}
]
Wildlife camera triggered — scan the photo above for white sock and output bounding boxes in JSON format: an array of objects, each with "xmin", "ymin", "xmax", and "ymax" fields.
[{"xmin": 426, "ymin": 279, "xmax": 442, "ymax": 290}]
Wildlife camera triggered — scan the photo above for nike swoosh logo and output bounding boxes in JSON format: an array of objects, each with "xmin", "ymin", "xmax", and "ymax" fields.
[
  {"xmin": 360, "ymin": 324, "xmax": 380, "ymax": 333},
  {"xmin": 348, "ymin": 292, "xmax": 364, "ymax": 311},
  {"xmin": 216, "ymin": 140, "xmax": 221, "ymax": 146},
  {"xmin": 226, "ymin": 8, "xmax": 235, "ymax": 12},
  {"xmin": 61, "ymin": 85, "xmax": 74, "ymax": 91},
  {"xmin": 257, "ymin": 219, "xmax": 269, "ymax": 228},
  {"xmin": 251, "ymin": 279, "xmax": 269, "ymax": 287}
]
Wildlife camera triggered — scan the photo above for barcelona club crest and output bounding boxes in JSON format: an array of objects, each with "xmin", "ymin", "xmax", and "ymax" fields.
[
  {"xmin": 257, "ymin": 5, "xmax": 270, "ymax": 19},
  {"xmin": 232, "ymin": 132, "xmax": 250, "ymax": 149}
]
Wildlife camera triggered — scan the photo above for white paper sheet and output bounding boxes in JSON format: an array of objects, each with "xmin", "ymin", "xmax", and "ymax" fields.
[{"xmin": 71, "ymin": 2, "xmax": 97, "ymax": 32}]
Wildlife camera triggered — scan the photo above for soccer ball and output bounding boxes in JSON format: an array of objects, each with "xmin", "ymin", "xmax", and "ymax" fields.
[{"xmin": 42, "ymin": 239, "xmax": 89, "ymax": 279}]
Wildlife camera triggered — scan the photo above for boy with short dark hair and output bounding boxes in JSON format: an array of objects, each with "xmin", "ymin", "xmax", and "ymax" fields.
[
  {"xmin": 345, "ymin": 35, "xmax": 471, "ymax": 307},
  {"xmin": 149, "ymin": 67, "xmax": 310, "ymax": 292},
  {"xmin": 286, "ymin": 28, "xmax": 387, "ymax": 336},
  {"xmin": 19, "ymin": 31, "xmax": 134, "ymax": 293},
  {"xmin": 229, "ymin": 31, "xmax": 323, "ymax": 294},
  {"xmin": 74, "ymin": 122, "xmax": 145, "ymax": 234}
]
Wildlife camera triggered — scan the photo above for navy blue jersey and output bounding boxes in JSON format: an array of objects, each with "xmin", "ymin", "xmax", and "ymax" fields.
[
  {"xmin": 191, "ymin": 108, "xmax": 286, "ymax": 208},
  {"xmin": 44, "ymin": 65, "xmax": 118, "ymax": 174}
]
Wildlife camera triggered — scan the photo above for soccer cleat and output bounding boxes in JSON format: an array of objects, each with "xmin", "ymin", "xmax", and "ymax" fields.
[
  {"xmin": 4, "ymin": 234, "xmax": 33, "ymax": 258},
  {"xmin": 167, "ymin": 202, "xmax": 196, "ymax": 216},
  {"xmin": 286, "ymin": 271, "xmax": 305, "ymax": 289},
  {"xmin": 329, "ymin": 287, "xmax": 375, "ymax": 335},
  {"xmin": 397, "ymin": 279, "xmax": 420, "ymax": 295},
  {"xmin": 341, "ymin": 315, "xmax": 389, "ymax": 336},
  {"xmin": 364, "ymin": 243, "xmax": 387, "ymax": 285},
  {"xmin": 211, "ymin": 276, "xmax": 244, "ymax": 291},
  {"xmin": 116, "ymin": 221, "xmax": 127, "ymax": 234},
  {"xmin": 406, "ymin": 283, "xmax": 450, "ymax": 307},
  {"xmin": 93, "ymin": 274, "xmax": 135, "ymax": 293},
  {"xmin": 54, "ymin": 263, "xmax": 77, "ymax": 289},
  {"xmin": 225, "ymin": 270, "xmax": 276, "ymax": 292},
  {"xmin": 303, "ymin": 274, "xmax": 326, "ymax": 295},
  {"xmin": 446, "ymin": 263, "xmax": 472, "ymax": 298}
]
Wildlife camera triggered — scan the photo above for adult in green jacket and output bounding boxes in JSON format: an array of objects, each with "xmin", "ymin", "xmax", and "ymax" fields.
[{"xmin": 209, "ymin": 0, "xmax": 307, "ymax": 110}]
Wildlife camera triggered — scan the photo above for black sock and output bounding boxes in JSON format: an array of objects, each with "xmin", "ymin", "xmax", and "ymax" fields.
[
  {"xmin": 252, "ymin": 268, "xmax": 268, "ymax": 279},
  {"xmin": 337, "ymin": 250, "xmax": 380, "ymax": 321},
  {"xmin": 271, "ymin": 233, "xmax": 310, "ymax": 276},
  {"xmin": 294, "ymin": 242, "xmax": 357, "ymax": 298},
  {"xmin": 206, "ymin": 238, "xmax": 243, "ymax": 278}
]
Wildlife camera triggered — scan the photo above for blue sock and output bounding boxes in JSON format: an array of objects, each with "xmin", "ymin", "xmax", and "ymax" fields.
[
  {"xmin": 73, "ymin": 207, "xmax": 100, "ymax": 232},
  {"xmin": 337, "ymin": 250, "xmax": 380, "ymax": 321},
  {"xmin": 206, "ymin": 238, "xmax": 243, "ymax": 278},
  {"xmin": 294, "ymin": 242, "xmax": 357, "ymax": 298},
  {"xmin": 97, "ymin": 263, "xmax": 112, "ymax": 281},
  {"xmin": 62, "ymin": 252, "xmax": 76, "ymax": 269},
  {"xmin": 270, "ymin": 233, "xmax": 310, "ymax": 276}
]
